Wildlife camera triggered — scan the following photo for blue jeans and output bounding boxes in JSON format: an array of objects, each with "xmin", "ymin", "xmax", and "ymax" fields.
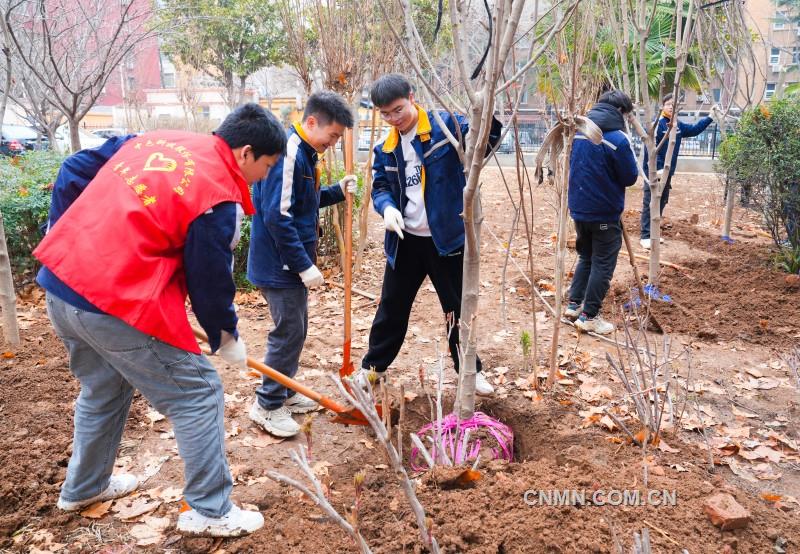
[
  {"xmin": 568, "ymin": 220, "xmax": 623, "ymax": 318},
  {"xmin": 640, "ymin": 177, "xmax": 672, "ymax": 239},
  {"xmin": 256, "ymin": 287, "xmax": 308, "ymax": 410},
  {"xmin": 46, "ymin": 293, "xmax": 232, "ymax": 517}
]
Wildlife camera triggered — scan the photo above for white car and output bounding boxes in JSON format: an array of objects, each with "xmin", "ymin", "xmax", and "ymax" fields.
[{"xmin": 54, "ymin": 124, "xmax": 107, "ymax": 152}]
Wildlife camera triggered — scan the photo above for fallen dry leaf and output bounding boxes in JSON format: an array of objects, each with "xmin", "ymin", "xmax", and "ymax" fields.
[
  {"xmin": 374, "ymin": 464, "xmax": 388, "ymax": 470},
  {"xmin": 739, "ymin": 446, "xmax": 782, "ymax": 464},
  {"xmin": 141, "ymin": 455, "xmax": 171, "ymax": 481},
  {"xmin": 359, "ymin": 439, "xmax": 375, "ymax": 450},
  {"xmin": 761, "ymin": 492, "xmax": 783, "ymax": 503},
  {"xmin": 80, "ymin": 499, "xmax": 113, "ymax": 519},
  {"xmin": 242, "ymin": 433, "xmax": 284, "ymax": 448},
  {"xmin": 145, "ymin": 410, "xmax": 165, "ymax": 425},
  {"xmin": 312, "ymin": 461, "xmax": 332, "ymax": 476},
  {"xmin": 226, "ymin": 421, "xmax": 241, "ymax": 438},
  {"xmin": 113, "ymin": 497, "xmax": 161, "ymax": 521},
  {"xmin": 732, "ymin": 406, "xmax": 759, "ymax": 419},
  {"xmin": 2, "ymin": 351, "xmax": 15, "ymax": 359},
  {"xmin": 128, "ymin": 515, "xmax": 170, "ymax": 546},
  {"xmin": 751, "ymin": 462, "xmax": 782, "ymax": 481}
]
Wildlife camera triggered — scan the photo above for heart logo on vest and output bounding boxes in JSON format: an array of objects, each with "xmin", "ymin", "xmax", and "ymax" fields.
[{"xmin": 144, "ymin": 152, "xmax": 178, "ymax": 172}]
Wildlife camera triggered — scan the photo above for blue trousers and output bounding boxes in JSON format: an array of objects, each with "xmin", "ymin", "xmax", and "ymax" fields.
[
  {"xmin": 255, "ymin": 286, "xmax": 308, "ymax": 410},
  {"xmin": 640, "ymin": 177, "xmax": 672, "ymax": 239}
]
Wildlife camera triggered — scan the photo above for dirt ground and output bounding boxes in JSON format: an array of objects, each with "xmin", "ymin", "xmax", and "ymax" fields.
[{"xmin": 2, "ymin": 170, "xmax": 798, "ymax": 553}]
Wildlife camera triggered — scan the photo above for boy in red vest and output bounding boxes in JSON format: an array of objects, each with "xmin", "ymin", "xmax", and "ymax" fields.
[{"xmin": 34, "ymin": 104, "xmax": 285, "ymax": 537}]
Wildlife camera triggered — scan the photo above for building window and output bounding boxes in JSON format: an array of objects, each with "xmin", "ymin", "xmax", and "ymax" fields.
[
  {"xmin": 793, "ymin": 46, "xmax": 800, "ymax": 65},
  {"xmin": 773, "ymin": 12, "xmax": 788, "ymax": 30},
  {"xmin": 162, "ymin": 72, "xmax": 175, "ymax": 88},
  {"xmin": 198, "ymin": 106, "xmax": 210, "ymax": 119},
  {"xmin": 770, "ymin": 47, "xmax": 781, "ymax": 65},
  {"xmin": 127, "ymin": 76, "xmax": 136, "ymax": 92},
  {"xmin": 712, "ymin": 88, "xmax": 721, "ymax": 102},
  {"xmin": 765, "ymin": 83, "xmax": 777, "ymax": 99}
]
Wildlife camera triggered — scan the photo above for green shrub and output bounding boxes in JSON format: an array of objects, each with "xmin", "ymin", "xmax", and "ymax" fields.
[
  {"xmin": 0, "ymin": 151, "xmax": 65, "ymax": 282},
  {"xmin": 773, "ymin": 243, "xmax": 800, "ymax": 275},
  {"xmin": 718, "ymin": 100, "xmax": 800, "ymax": 251}
]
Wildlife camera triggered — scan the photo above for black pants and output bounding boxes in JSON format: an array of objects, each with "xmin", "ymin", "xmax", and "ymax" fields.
[
  {"xmin": 640, "ymin": 176, "xmax": 672, "ymax": 239},
  {"xmin": 568, "ymin": 220, "xmax": 622, "ymax": 318},
  {"xmin": 362, "ymin": 234, "xmax": 482, "ymax": 374}
]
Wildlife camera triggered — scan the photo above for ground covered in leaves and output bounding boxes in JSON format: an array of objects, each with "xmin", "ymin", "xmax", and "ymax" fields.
[{"xmin": 2, "ymin": 170, "xmax": 798, "ymax": 553}]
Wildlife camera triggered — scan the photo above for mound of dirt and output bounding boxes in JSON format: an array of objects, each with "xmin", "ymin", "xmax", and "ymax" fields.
[{"xmin": 613, "ymin": 217, "xmax": 800, "ymax": 347}]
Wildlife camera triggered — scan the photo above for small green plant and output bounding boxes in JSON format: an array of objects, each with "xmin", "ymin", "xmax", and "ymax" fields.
[
  {"xmin": 520, "ymin": 330, "xmax": 532, "ymax": 372},
  {"xmin": 773, "ymin": 244, "xmax": 800, "ymax": 274}
]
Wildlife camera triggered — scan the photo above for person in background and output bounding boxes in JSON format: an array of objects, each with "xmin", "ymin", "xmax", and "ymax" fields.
[
  {"xmin": 565, "ymin": 90, "xmax": 639, "ymax": 335},
  {"xmin": 640, "ymin": 93, "xmax": 716, "ymax": 249}
]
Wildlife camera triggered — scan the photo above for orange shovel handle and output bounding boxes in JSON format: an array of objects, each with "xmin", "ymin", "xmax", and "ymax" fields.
[{"xmin": 192, "ymin": 326, "xmax": 349, "ymax": 415}]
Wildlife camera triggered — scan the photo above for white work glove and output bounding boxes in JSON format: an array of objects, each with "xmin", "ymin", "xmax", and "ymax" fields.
[
  {"xmin": 710, "ymin": 104, "xmax": 723, "ymax": 123},
  {"xmin": 218, "ymin": 331, "xmax": 247, "ymax": 367},
  {"xmin": 299, "ymin": 264, "xmax": 325, "ymax": 288},
  {"xmin": 382, "ymin": 206, "xmax": 405, "ymax": 239},
  {"xmin": 339, "ymin": 174, "xmax": 358, "ymax": 194}
]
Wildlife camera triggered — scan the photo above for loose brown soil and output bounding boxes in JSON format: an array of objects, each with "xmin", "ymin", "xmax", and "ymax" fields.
[
  {"xmin": 611, "ymin": 214, "xmax": 800, "ymax": 347},
  {"xmin": 2, "ymin": 171, "xmax": 798, "ymax": 553}
]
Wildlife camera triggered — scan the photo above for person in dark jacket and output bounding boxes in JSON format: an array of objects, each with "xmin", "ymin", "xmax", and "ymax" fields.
[
  {"xmin": 355, "ymin": 73, "xmax": 501, "ymax": 394},
  {"xmin": 247, "ymin": 91, "xmax": 356, "ymax": 437},
  {"xmin": 566, "ymin": 90, "xmax": 640, "ymax": 335},
  {"xmin": 640, "ymin": 93, "xmax": 715, "ymax": 248}
]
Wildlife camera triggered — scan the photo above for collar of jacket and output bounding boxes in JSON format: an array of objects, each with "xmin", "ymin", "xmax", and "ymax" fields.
[
  {"xmin": 382, "ymin": 104, "xmax": 433, "ymax": 153},
  {"xmin": 292, "ymin": 122, "xmax": 322, "ymax": 155}
]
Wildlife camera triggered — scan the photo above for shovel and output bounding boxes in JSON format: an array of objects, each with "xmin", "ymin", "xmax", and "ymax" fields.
[
  {"xmin": 620, "ymin": 220, "xmax": 663, "ymax": 333},
  {"xmin": 340, "ymin": 128, "xmax": 356, "ymax": 380},
  {"xmin": 192, "ymin": 326, "xmax": 373, "ymax": 426}
]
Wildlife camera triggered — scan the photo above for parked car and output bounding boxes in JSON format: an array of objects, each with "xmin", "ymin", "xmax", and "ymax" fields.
[
  {"xmin": 92, "ymin": 127, "xmax": 127, "ymax": 139},
  {"xmin": 54, "ymin": 124, "xmax": 107, "ymax": 152},
  {"xmin": 1, "ymin": 125, "xmax": 49, "ymax": 156}
]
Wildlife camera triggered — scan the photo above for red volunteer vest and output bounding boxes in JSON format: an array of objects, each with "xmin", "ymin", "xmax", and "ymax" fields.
[{"xmin": 34, "ymin": 131, "xmax": 254, "ymax": 353}]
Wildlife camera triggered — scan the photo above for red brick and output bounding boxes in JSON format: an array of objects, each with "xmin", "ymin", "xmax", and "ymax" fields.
[{"xmin": 703, "ymin": 493, "xmax": 751, "ymax": 530}]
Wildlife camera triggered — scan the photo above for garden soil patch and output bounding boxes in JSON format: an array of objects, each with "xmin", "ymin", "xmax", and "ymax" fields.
[
  {"xmin": 613, "ymin": 214, "xmax": 800, "ymax": 347},
  {"xmin": 3, "ymin": 173, "xmax": 798, "ymax": 553}
]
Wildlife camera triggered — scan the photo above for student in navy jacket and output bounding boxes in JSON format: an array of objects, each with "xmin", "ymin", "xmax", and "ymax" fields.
[
  {"xmin": 356, "ymin": 74, "xmax": 501, "ymax": 395},
  {"xmin": 640, "ymin": 93, "xmax": 714, "ymax": 248},
  {"xmin": 565, "ymin": 90, "xmax": 640, "ymax": 335},
  {"xmin": 247, "ymin": 91, "xmax": 356, "ymax": 437}
]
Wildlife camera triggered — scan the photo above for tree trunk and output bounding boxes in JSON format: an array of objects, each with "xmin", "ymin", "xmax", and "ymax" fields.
[
  {"xmin": 355, "ymin": 109, "xmax": 380, "ymax": 272},
  {"xmin": 68, "ymin": 117, "xmax": 81, "ymax": 152},
  {"xmin": 0, "ymin": 212, "xmax": 19, "ymax": 346},
  {"xmin": 548, "ymin": 132, "xmax": 572, "ymax": 386}
]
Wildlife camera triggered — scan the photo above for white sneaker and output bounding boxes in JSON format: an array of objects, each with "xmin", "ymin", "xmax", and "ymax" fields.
[
  {"xmin": 564, "ymin": 301, "xmax": 582, "ymax": 319},
  {"xmin": 285, "ymin": 394, "xmax": 318, "ymax": 414},
  {"xmin": 177, "ymin": 504, "xmax": 264, "ymax": 537},
  {"xmin": 248, "ymin": 402, "xmax": 300, "ymax": 437},
  {"xmin": 640, "ymin": 238, "xmax": 651, "ymax": 249},
  {"xmin": 475, "ymin": 372, "xmax": 495, "ymax": 396},
  {"xmin": 574, "ymin": 314, "xmax": 615, "ymax": 335},
  {"xmin": 57, "ymin": 473, "xmax": 139, "ymax": 512}
]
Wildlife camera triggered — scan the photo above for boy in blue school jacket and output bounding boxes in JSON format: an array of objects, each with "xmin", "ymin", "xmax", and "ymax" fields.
[
  {"xmin": 356, "ymin": 73, "xmax": 501, "ymax": 395},
  {"xmin": 640, "ymin": 93, "xmax": 716, "ymax": 248},
  {"xmin": 565, "ymin": 90, "xmax": 640, "ymax": 335},
  {"xmin": 247, "ymin": 92, "xmax": 356, "ymax": 437}
]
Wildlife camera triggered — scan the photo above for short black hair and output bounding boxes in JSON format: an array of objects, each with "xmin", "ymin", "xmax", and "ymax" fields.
[
  {"xmin": 662, "ymin": 93, "xmax": 674, "ymax": 104},
  {"xmin": 598, "ymin": 89, "xmax": 634, "ymax": 114},
  {"xmin": 215, "ymin": 103, "xmax": 286, "ymax": 158},
  {"xmin": 303, "ymin": 91, "xmax": 354, "ymax": 128},
  {"xmin": 370, "ymin": 74, "xmax": 412, "ymax": 108}
]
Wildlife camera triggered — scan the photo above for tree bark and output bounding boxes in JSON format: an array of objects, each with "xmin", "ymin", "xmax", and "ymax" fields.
[
  {"xmin": 68, "ymin": 117, "xmax": 81, "ymax": 152},
  {"xmin": 0, "ymin": 212, "xmax": 19, "ymax": 346}
]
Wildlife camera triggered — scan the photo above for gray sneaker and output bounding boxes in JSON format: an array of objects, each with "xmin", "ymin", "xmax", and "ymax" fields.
[
  {"xmin": 285, "ymin": 394, "xmax": 318, "ymax": 414},
  {"xmin": 248, "ymin": 402, "xmax": 300, "ymax": 437}
]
